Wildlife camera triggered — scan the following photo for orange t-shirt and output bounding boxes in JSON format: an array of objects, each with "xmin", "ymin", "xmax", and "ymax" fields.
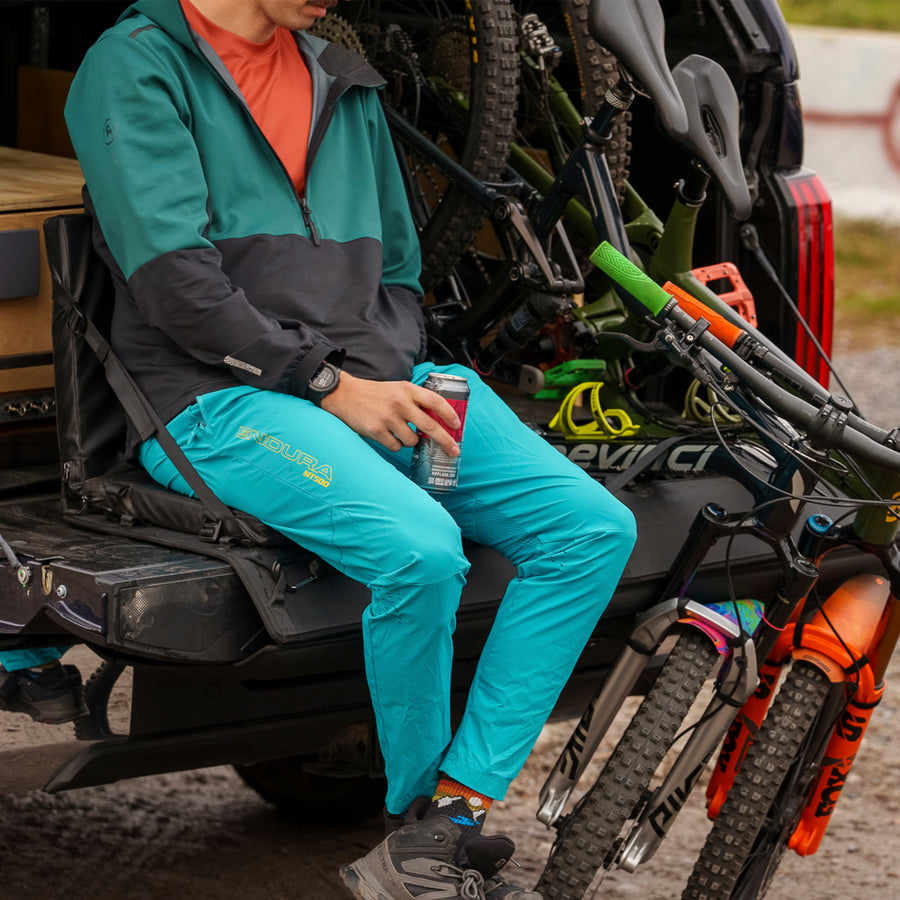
[{"xmin": 181, "ymin": 0, "xmax": 312, "ymax": 193}]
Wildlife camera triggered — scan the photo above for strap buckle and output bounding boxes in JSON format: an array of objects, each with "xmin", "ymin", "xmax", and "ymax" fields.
[{"xmin": 199, "ymin": 517, "xmax": 224, "ymax": 543}]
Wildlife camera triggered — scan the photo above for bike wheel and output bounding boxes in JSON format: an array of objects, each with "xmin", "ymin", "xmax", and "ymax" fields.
[
  {"xmin": 682, "ymin": 661, "xmax": 835, "ymax": 900},
  {"xmin": 322, "ymin": 1, "xmax": 518, "ymax": 293},
  {"xmin": 537, "ymin": 628, "xmax": 721, "ymax": 900},
  {"xmin": 559, "ymin": 0, "xmax": 631, "ymax": 196},
  {"xmin": 510, "ymin": 0, "xmax": 631, "ymax": 277}
]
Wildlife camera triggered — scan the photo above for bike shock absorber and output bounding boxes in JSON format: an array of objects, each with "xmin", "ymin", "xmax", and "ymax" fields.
[{"xmin": 473, "ymin": 292, "xmax": 572, "ymax": 376}]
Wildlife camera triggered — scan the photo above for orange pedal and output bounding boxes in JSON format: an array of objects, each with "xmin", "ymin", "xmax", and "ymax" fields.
[{"xmin": 691, "ymin": 262, "xmax": 758, "ymax": 328}]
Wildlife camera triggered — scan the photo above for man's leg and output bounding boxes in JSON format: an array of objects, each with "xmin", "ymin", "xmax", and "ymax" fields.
[
  {"xmin": 400, "ymin": 364, "xmax": 637, "ymax": 801},
  {"xmin": 0, "ymin": 648, "xmax": 85, "ymax": 724},
  {"xmin": 0, "ymin": 649, "xmax": 66, "ymax": 669},
  {"xmin": 138, "ymin": 385, "xmax": 469, "ymax": 812},
  {"xmin": 341, "ymin": 366, "xmax": 631, "ymax": 900}
]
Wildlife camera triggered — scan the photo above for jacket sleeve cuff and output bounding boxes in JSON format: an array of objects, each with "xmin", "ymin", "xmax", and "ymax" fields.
[{"xmin": 288, "ymin": 346, "xmax": 346, "ymax": 401}]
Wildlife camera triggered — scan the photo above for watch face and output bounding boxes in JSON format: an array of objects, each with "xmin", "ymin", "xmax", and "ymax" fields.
[{"xmin": 311, "ymin": 362, "xmax": 339, "ymax": 392}]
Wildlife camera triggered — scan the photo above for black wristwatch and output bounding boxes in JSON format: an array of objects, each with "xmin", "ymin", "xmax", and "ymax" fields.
[{"xmin": 307, "ymin": 360, "xmax": 341, "ymax": 406}]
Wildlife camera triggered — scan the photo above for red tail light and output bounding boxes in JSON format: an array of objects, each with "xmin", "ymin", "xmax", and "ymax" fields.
[{"xmin": 788, "ymin": 173, "xmax": 834, "ymax": 386}]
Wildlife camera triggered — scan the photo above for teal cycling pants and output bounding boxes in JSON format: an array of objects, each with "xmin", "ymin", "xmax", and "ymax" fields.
[
  {"xmin": 0, "ymin": 647, "xmax": 67, "ymax": 671},
  {"xmin": 139, "ymin": 364, "xmax": 636, "ymax": 813}
]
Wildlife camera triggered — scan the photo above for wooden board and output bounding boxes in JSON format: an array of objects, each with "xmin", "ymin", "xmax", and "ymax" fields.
[{"xmin": 0, "ymin": 146, "xmax": 83, "ymax": 212}]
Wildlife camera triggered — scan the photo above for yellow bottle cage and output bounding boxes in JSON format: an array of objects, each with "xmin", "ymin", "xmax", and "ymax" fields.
[
  {"xmin": 548, "ymin": 382, "xmax": 641, "ymax": 439},
  {"xmin": 683, "ymin": 379, "xmax": 743, "ymax": 425}
]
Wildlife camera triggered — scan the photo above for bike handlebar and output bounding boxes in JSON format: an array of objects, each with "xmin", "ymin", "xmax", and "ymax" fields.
[{"xmin": 590, "ymin": 242, "xmax": 900, "ymax": 474}]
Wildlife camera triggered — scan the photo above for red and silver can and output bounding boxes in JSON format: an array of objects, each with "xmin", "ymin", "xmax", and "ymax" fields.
[{"xmin": 410, "ymin": 372, "xmax": 469, "ymax": 492}]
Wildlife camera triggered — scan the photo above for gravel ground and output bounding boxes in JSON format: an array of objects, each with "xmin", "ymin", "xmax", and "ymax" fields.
[
  {"xmin": 2, "ymin": 339, "xmax": 899, "ymax": 900},
  {"xmin": 829, "ymin": 337, "xmax": 900, "ymax": 431}
]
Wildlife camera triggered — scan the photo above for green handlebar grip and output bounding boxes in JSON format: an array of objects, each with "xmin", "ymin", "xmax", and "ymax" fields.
[{"xmin": 590, "ymin": 242, "xmax": 672, "ymax": 316}]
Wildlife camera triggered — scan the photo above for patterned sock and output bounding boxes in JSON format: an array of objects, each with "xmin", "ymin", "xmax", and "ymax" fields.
[{"xmin": 425, "ymin": 774, "xmax": 494, "ymax": 836}]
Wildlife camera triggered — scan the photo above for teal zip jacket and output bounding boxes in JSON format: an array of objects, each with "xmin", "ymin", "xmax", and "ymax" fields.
[{"xmin": 64, "ymin": 0, "xmax": 425, "ymax": 446}]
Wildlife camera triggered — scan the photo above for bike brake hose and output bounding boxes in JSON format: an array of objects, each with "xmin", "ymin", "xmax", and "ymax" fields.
[
  {"xmin": 739, "ymin": 222, "xmax": 859, "ymax": 410},
  {"xmin": 0, "ymin": 530, "xmax": 23, "ymax": 569}
]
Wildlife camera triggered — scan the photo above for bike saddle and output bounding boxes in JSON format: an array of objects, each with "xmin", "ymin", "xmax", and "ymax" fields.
[
  {"xmin": 672, "ymin": 54, "xmax": 753, "ymax": 221},
  {"xmin": 588, "ymin": 0, "xmax": 689, "ymax": 139}
]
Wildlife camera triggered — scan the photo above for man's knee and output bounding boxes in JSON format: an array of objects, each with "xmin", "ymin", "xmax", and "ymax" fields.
[
  {"xmin": 604, "ymin": 497, "xmax": 637, "ymax": 548},
  {"xmin": 556, "ymin": 478, "xmax": 637, "ymax": 545},
  {"xmin": 545, "ymin": 484, "xmax": 636, "ymax": 585},
  {"xmin": 372, "ymin": 502, "xmax": 469, "ymax": 595}
]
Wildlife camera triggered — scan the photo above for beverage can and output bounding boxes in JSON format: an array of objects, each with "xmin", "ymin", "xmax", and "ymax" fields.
[{"xmin": 410, "ymin": 372, "xmax": 469, "ymax": 492}]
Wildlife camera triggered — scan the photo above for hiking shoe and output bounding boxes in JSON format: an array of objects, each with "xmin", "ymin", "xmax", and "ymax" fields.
[
  {"xmin": 482, "ymin": 874, "xmax": 542, "ymax": 899},
  {"xmin": 461, "ymin": 834, "xmax": 542, "ymax": 900},
  {"xmin": 341, "ymin": 815, "xmax": 488, "ymax": 899},
  {"xmin": 0, "ymin": 663, "xmax": 87, "ymax": 724},
  {"xmin": 340, "ymin": 814, "xmax": 542, "ymax": 899}
]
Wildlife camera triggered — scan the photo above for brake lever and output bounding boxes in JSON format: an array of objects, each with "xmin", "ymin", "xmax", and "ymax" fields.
[{"xmin": 590, "ymin": 329, "xmax": 658, "ymax": 355}]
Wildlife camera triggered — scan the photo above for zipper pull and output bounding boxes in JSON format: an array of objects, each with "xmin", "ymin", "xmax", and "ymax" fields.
[{"xmin": 299, "ymin": 198, "xmax": 320, "ymax": 246}]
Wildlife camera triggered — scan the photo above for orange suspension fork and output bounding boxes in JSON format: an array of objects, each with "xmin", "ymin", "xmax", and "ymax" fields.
[
  {"xmin": 706, "ymin": 572, "xmax": 891, "ymax": 833},
  {"xmin": 786, "ymin": 574, "xmax": 891, "ymax": 855}
]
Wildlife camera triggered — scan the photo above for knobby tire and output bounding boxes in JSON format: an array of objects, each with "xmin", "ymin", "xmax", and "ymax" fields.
[
  {"xmin": 682, "ymin": 661, "xmax": 834, "ymax": 900},
  {"xmin": 559, "ymin": 0, "xmax": 631, "ymax": 196},
  {"xmin": 312, "ymin": 2, "xmax": 518, "ymax": 292},
  {"xmin": 536, "ymin": 628, "xmax": 721, "ymax": 900},
  {"xmin": 417, "ymin": 0, "xmax": 519, "ymax": 292}
]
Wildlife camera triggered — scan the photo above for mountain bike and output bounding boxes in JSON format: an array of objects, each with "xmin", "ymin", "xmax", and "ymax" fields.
[
  {"xmin": 678, "ymin": 387, "xmax": 900, "ymax": 894},
  {"xmin": 529, "ymin": 243, "xmax": 900, "ymax": 900},
  {"xmin": 682, "ymin": 553, "xmax": 899, "ymax": 899},
  {"xmin": 314, "ymin": 2, "xmax": 827, "ymax": 402}
]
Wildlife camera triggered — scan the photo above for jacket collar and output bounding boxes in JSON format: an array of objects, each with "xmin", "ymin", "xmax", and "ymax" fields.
[{"xmin": 122, "ymin": 0, "xmax": 385, "ymax": 89}]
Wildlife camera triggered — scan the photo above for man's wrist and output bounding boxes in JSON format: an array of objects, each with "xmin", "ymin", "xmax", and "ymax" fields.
[{"xmin": 307, "ymin": 360, "xmax": 342, "ymax": 406}]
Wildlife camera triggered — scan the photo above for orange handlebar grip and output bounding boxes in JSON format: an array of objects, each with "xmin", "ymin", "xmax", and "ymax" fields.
[{"xmin": 663, "ymin": 281, "xmax": 745, "ymax": 350}]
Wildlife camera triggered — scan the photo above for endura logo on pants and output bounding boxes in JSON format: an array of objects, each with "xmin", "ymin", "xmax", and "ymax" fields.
[{"xmin": 236, "ymin": 426, "xmax": 333, "ymax": 486}]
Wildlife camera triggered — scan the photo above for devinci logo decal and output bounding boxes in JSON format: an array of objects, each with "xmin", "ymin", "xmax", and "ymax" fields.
[{"xmin": 236, "ymin": 427, "xmax": 333, "ymax": 487}]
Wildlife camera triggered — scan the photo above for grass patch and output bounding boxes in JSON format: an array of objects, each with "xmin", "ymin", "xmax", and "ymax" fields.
[
  {"xmin": 779, "ymin": 0, "xmax": 900, "ymax": 31},
  {"xmin": 834, "ymin": 217, "xmax": 900, "ymax": 348}
]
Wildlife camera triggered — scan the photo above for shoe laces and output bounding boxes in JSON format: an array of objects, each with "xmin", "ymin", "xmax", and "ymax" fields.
[{"xmin": 430, "ymin": 862, "xmax": 486, "ymax": 899}]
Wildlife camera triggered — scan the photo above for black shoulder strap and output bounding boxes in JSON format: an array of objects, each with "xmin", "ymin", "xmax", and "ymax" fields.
[{"xmin": 70, "ymin": 305, "xmax": 248, "ymax": 536}]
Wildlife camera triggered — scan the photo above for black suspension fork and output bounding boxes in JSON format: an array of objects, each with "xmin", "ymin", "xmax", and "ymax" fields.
[{"xmin": 656, "ymin": 501, "xmax": 732, "ymax": 602}]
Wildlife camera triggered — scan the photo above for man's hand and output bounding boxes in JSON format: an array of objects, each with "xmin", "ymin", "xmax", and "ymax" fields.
[{"xmin": 321, "ymin": 371, "xmax": 461, "ymax": 457}]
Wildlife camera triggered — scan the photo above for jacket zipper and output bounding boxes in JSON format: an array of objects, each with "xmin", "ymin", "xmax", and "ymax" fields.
[
  {"xmin": 188, "ymin": 28, "xmax": 361, "ymax": 249},
  {"xmin": 294, "ymin": 78, "xmax": 353, "ymax": 250},
  {"xmin": 299, "ymin": 197, "xmax": 320, "ymax": 245}
]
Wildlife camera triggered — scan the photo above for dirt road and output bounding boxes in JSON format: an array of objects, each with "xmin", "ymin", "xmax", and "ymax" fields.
[
  {"xmin": 1, "ymin": 666, "xmax": 898, "ymax": 900},
  {"xmin": 2, "ymin": 338, "xmax": 899, "ymax": 900}
]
